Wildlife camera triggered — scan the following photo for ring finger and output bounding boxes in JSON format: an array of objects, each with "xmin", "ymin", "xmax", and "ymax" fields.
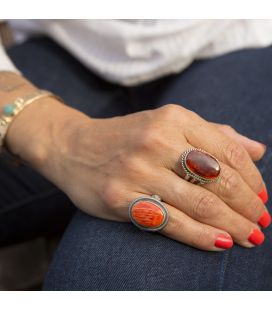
[{"xmin": 127, "ymin": 192, "xmax": 234, "ymax": 251}]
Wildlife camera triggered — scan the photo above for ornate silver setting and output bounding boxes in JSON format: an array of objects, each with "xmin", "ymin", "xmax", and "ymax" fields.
[
  {"xmin": 180, "ymin": 148, "xmax": 221, "ymax": 185},
  {"xmin": 128, "ymin": 195, "xmax": 169, "ymax": 232}
]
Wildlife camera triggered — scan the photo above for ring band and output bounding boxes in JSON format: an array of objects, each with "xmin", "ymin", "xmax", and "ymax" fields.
[
  {"xmin": 180, "ymin": 148, "xmax": 221, "ymax": 185},
  {"xmin": 129, "ymin": 195, "xmax": 169, "ymax": 232}
]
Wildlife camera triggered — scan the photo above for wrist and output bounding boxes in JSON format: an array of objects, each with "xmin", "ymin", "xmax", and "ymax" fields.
[
  {"xmin": 6, "ymin": 96, "xmax": 69, "ymax": 168},
  {"xmin": 0, "ymin": 72, "xmax": 94, "ymax": 176},
  {"xmin": 0, "ymin": 72, "xmax": 37, "ymax": 103},
  {"xmin": 6, "ymin": 94, "xmax": 93, "ymax": 175}
]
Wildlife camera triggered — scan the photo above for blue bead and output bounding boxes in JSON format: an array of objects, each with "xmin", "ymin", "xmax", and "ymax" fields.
[{"xmin": 3, "ymin": 104, "xmax": 15, "ymax": 116}]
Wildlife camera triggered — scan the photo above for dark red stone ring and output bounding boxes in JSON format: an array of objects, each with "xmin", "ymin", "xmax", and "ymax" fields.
[{"xmin": 180, "ymin": 148, "xmax": 221, "ymax": 185}]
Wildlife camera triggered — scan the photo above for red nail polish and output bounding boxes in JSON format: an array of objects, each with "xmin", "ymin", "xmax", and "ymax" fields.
[
  {"xmin": 258, "ymin": 210, "xmax": 271, "ymax": 228},
  {"xmin": 248, "ymin": 229, "xmax": 265, "ymax": 246},
  {"xmin": 215, "ymin": 234, "xmax": 233, "ymax": 249},
  {"xmin": 258, "ymin": 188, "xmax": 268, "ymax": 204}
]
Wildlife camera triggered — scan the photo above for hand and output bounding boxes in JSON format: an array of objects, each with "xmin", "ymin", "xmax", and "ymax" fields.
[
  {"xmin": 212, "ymin": 122, "xmax": 266, "ymax": 162},
  {"xmin": 7, "ymin": 100, "xmax": 269, "ymax": 251}
]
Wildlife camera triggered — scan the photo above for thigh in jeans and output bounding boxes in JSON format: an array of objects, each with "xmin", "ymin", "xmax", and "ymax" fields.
[{"xmin": 44, "ymin": 47, "xmax": 272, "ymax": 290}]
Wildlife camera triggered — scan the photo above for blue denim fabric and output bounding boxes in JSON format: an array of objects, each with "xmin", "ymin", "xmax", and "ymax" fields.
[{"xmin": 1, "ymin": 38, "xmax": 272, "ymax": 290}]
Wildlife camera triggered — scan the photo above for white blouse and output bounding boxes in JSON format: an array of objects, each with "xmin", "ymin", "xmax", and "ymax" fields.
[{"xmin": 1, "ymin": 19, "xmax": 272, "ymax": 86}]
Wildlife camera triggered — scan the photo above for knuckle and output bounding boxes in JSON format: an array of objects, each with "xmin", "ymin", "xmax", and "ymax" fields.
[
  {"xmin": 218, "ymin": 167, "xmax": 240, "ymax": 196},
  {"xmin": 192, "ymin": 194, "xmax": 218, "ymax": 220},
  {"xmin": 222, "ymin": 124, "xmax": 235, "ymax": 132},
  {"xmin": 102, "ymin": 179, "xmax": 123, "ymax": 207},
  {"xmin": 224, "ymin": 141, "xmax": 247, "ymax": 170},
  {"xmin": 158, "ymin": 104, "xmax": 182, "ymax": 120},
  {"xmin": 185, "ymin": 108, "xmax": 200, "ymax": 119},
  {"xmin": 183, "ymin": 108, "xmax": 203, "ymax": 124},
  {"xmin": 137, "ymin": 125, "xmax": 163, "ymax": 151}
]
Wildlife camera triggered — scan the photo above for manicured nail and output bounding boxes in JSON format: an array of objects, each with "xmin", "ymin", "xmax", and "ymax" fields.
[
  {"xmin": 258, "ymin": 188, "xmax": 268, "ymax": 204},
  {"xmin": 258, "ymin": 210, "xmax": 271, "ymax": 228},
  {"xmin": 215, "ymin": 234, "xmax": 233, "ymax": 249},
  {"xmin": 248, "ymin": 229, "xmax": 265, "ymax": 246}
]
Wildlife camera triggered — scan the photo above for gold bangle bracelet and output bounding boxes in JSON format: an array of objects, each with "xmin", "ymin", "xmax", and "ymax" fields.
[{"xmin": 0, "ymin": 89, "xmax": 62, "ymax": 154}]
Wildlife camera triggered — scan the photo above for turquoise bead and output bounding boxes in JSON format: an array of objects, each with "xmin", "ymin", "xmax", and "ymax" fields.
[{"xmin": 3, "ymin": 104, "xmax": 16, "ymax": 116}]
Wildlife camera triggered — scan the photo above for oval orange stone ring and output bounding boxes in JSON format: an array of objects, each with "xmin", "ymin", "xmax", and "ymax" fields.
[
  {"xmin": 129, "ymin": 195, "xmax": 169, "ymax": 232},
  {"xmin": 180, "ymin": 148, "xmax": 221, "ymax": 185}
]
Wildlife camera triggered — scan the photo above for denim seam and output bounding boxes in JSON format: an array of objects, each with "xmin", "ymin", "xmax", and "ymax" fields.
[
  {"xmin": 0, "ymin": 187, "xmax": 63, "ymax": 215},
  {"xmin": 217, "ymin": 251, "xmax": 230, "ymax": 290}
]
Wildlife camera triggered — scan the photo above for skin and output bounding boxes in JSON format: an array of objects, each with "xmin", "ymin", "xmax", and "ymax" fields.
[{"xmin": 1, "ymin": 72, "xmax": 267, "ymax": 251}]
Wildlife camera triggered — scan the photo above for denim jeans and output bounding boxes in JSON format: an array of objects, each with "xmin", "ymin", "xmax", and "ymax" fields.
[{"xmin": 1, "ymin": 37, "xmax": 272, "ymax": 290}]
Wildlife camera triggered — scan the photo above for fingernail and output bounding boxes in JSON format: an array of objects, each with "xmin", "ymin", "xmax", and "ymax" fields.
[
  {"xmin": 248, "ymin": 229, "xmax": 265, "ymax": 246},
  {"xmin": 258, "ymin": 188, "xmax": 268, "ymax": 204},
  {"xmin": 258, "ymin": 210, "xmax": 271, "ymax": 228},
  {"xmin": 215, "ymin": 234, "xmax": 233, "ymax": 249}
]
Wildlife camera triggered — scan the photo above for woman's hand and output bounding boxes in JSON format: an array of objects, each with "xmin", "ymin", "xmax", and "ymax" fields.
[
  {"xmin": 7, "ymin": 97, "xmax": 269, "ymax": 251},
  {"xmin": 212, "ymin": 122, "xmax": 266, "ymax": 162}
]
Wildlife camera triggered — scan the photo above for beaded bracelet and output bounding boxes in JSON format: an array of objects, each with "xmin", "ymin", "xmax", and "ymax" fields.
[{"xmin": 0, "ymin": 90, "xmax": 60, "ymax": 154}]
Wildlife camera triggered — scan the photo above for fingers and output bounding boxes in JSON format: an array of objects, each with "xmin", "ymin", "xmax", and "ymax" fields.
[
  {"xmin": 128, "ymin": 192, "xmax": 234, "ymax": 251},
  {"xmin": 183, "ymin": 113, "xmax": 265, "ymax": 195},
  {"xmin": 106, "ymin": 190, "xmax": 235, "ymax": 251},
  {"xmin": 203, "ymin": 162, "xmax": 271, "ymax": 228},
  {"xmin": 212, "ymin": 123, "xmax": 266, "ymax": 161},
  {"xmin": 156, "ymin": 137, "xmax": 269, "ymax": 233},
  {"xmin": 161, "ymin": 203, "xmax": 234, "ymax": 251},
  {"xmin": 145, "ymin": 168, "xmax": 265, "ymax": 248}
]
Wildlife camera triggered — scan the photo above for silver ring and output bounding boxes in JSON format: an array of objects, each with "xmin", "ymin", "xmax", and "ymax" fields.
[
  {"xmin": 128, "ymin": 195, "xmax": 169, "ymax": 232},
  {"xmin": 180, "ymin": 148, "xmax": 221, "ymax": 185}
]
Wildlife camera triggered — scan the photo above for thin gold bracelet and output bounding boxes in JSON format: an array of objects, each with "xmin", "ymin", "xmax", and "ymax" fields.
[{"xmin": 0, "ymin": 89, "xmax": 62, "ymax": 154}]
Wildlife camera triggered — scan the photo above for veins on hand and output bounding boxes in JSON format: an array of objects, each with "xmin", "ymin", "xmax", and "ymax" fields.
[{"xmin": 0, "ymin": 72, "xmax": 25, "ymax": 92}]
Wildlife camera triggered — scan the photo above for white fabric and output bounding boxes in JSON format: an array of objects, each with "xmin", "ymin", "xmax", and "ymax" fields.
[
  {"xmin": 1, "ymin": 19, "xmax": 272, "ymax": 85},
  {"xmin": 0, "ymin": 36, "xmax": 20, "ymax": 73}
]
